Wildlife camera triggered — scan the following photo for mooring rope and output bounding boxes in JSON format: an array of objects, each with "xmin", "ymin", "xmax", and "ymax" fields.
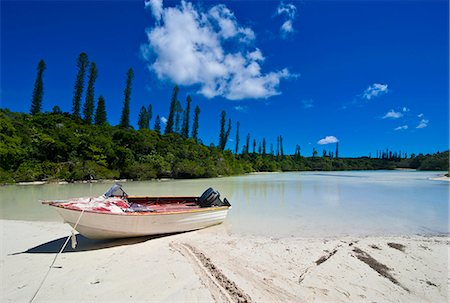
[{"xmin": 29, "ymin": 206, "xmax": 86, "ymax": 303}]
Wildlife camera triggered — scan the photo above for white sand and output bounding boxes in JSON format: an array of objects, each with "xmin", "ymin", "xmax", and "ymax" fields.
[{"xmin": 1, "ymin": 219, "xmax": 448, "ymax": 302}]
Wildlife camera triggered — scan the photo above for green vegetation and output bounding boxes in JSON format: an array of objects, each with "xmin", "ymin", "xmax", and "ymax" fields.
[
  {"xmin": 72, "ymin": 52, "xmax": 89, "ymax": 119},
  {"xmin": 1, "ymin": 55, "xmax": 448, "ymax": 184},
  {"xmin": 0, "ymin": 108, "xmax": 447, "ymax": 184},
  {"xmin": 30, "ymin": 60, "xmax": 46, "ymax": 115}
]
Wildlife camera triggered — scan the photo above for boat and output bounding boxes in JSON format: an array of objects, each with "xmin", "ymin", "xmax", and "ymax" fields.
[{"xmin": 43, "ymin": 184, "xmax": 231, "ymax": 239}]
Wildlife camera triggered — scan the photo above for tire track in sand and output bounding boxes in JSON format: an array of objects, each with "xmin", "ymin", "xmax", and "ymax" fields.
[{"xmin": 171, "ymin": 243, "xmax": 253, "ymax": 303}]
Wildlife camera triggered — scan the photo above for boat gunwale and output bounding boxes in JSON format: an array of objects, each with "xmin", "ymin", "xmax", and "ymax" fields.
[{"xmin": 47, "ymin": 201, "xmax": 230, "ymax": 216}]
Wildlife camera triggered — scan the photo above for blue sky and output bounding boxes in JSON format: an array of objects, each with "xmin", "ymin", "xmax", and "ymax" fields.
[{"xmin": 1, "ymin": 0, "xmax": 448, "ymax": 157}]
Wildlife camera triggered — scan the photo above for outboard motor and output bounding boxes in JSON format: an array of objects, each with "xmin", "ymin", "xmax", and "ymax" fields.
[
  {"xmin": 103, "ymin": 184, "xmax": 128, "ymax": 198},
  {"xmin": 198, "ymin": 187, "xmax": 231, "ymax": 207}
]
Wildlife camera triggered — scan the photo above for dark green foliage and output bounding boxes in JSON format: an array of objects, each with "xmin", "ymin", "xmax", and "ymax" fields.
[
  {"xmin": 147, "ymin": 104, "xmax": 153, "ymax": 128},
  {"xmin": 219, "ymin": 110, "xmax": 232, "ymax": 150},
  {"xmin": 181, "ymin": 95, "xmax": 192, "ymax": 139},
  {"xmin": 192, "ymin": 105, "xmax": 200, "ymax": 142},
  {"xmin": 72, "ymin": 52, "xmax": 89, "ymax": 119},
  {"xmin": 154, "ymin": 115, "xmax": 161, "ymax": 134},
  {"xmin": 0, "ymin": 109, "xmax": 447, "ymax": 184},
  {"xmin": 175, "ymin": 100, "xmax": 183, "ymax": 133},
  {"xmin": 262, "ymin": 138, "xmax": 266, "ymax": 156},
  {"xmin": 119, "ymin": 68, "xmax": 134, "ymax": 128},
  {"xmin": 30, "ymin": 59, "xmax": 46, "ymax": 115},
  {"xmin": 52, "ymin": 106, "xmax": 62, "ymax": 114},
  {"xmin": 165, "ymin": 86, "xmax": 179, "ymax": 134},
  {"xmin": 336, "ymin": 142, "xmax": 339, "ymax": 159},
  {"xmin": 82, "ymin": 62, "xmax": 98, "ymax": 124},
  {"xmin": 94, "ymin": 95, "xmax": 107, "ymax": 125},
  {"xmin": 245, "ymin": 133, "xmax": 250, "ymax": 154},
  {"xmin": 138, "ymin": 106, "xmax": 148, "ymax": 130},
  {"xmin": 235, "ymin": 121, "xmax": 240, "ymax": 154}
]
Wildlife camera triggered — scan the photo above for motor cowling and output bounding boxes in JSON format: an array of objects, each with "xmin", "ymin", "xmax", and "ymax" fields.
[{"xmin": 198, "ymin": 187, "xmax": 230, "ymax": 207}]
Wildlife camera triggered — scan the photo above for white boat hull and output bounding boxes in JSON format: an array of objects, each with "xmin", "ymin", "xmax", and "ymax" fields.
[{"xmin": 55, "ymin": 207, "xmax": 230, "ymax": 239}]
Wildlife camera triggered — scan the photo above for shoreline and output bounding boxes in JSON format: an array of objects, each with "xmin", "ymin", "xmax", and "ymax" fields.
[
  {"xmin": 3, "ymin": 169, "xmax": 448, "ymax": 187},
  {"xmin": 2, "ymin": 219, "xmax": 448, "ymax": 302}
]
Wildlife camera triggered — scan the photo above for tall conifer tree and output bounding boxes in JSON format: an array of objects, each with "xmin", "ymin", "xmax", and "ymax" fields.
[
  {"xmin": 235, "ymin": 121, "xmax": 240, "ymax": 154},
  {"xmin": 154, "ymin": 115, "xmax": 161, "ymax": 134},
  {"xmin": 119, "ymin": 68, "xmax": 134, "ymax": 128},
  {"xmin": 30, "ymin": 59, "xmax": 46, "ymax": 115},
  {"xmin": 147, "ymin": 104, "xmax": 153, "ymax": 129},
  {"xmin": 138, "ymin": 106, "xmax": 148, "ymax": 130},
  {"xmin": 181, "ymin": 95, "xmax": 192, "ymax": 138},
  {"xmin": 165, "ymin": 86, "xmax": 179, "ymax": 134},
  {"xmin": 72, "ymin": 52, "xmax": 89, "ymax": 119},
  {"xmin": 94, "ymin": 95, "xmax": 107, "ymax": 125},
  {"xmin": 82, "ymin": 62, "xmax": 97, "ymax": 124},
  {"xmin": 192, "ymin": 105, "xmax": 200, "ymax": 142},
  {"xmin": 219, "ymin": 111, "xmax": 231, "ymax": 150}
]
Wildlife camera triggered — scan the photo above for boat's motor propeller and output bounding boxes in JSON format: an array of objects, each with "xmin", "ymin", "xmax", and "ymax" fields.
[{"xmin": 199, "ymin": 187, "xmax": 231, "ymax": 207}]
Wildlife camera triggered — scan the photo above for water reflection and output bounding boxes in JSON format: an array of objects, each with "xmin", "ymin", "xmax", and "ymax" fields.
[{"xmin": 0, "ymin": 171, "xmax": 448, "ymax": 237}]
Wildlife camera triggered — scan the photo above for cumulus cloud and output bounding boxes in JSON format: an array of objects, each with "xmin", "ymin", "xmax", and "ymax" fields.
[
  {"xmin": 382, "ymin": 109, "xmax": 403, "ymax": 119},
  {"xmin": 317, "ymin": 136, "xmax": 339, "ymax": 145},
  {"xmin": 141, "ymin": 1, "xmax": 294, "ymax": 100},
  {"xmin": 301, "ymin": 99, "xmax": 314, "ymax": 109},
  {"xmin": 145, "ymin": 0, "xmax": 163, "ymax": 21},
  {"xmin": 402, "ymin": 107, "xmax": 409, "ymax": 112},
  {"xmin": 276, "ymin": 2, "xmax": 297, "ymax": 37},
  {"xmin": 416, "ymin": 119, "xmax": 429, "ymax": 129},
  {"xmin": 394, "ymin": 125, "xmax": 408, "ymax": 131},
  {"xmin": 418, "ymin": 113, "xmax": 424, "ymax": 118},
  {"xmin": 362, "ymin": 83, "xmax": 389, "ymax": 100},
  {"xmin": 160, "ymin": 116, "xmax": 168, "ymax": 124}
]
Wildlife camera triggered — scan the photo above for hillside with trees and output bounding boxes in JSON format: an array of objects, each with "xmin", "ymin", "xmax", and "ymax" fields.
[{"xmin": 0, "ymin": 54, "xmax": 448, "ymax": 183}]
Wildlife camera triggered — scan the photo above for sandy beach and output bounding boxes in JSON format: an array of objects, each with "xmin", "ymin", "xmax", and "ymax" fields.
[{"xmin": 1, "ymin": 219, "xmax": 448, "ymax": 302}]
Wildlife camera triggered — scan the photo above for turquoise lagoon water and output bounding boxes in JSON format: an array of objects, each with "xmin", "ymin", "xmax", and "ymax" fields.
[{"xmin": 0, "ymin": 171, "xmax": 448, "ymax": 237}]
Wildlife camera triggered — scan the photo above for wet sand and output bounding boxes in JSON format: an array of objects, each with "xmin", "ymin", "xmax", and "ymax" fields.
[{"xmin": 1, "ymin": 220, "xmax": 448, "ymax": 302}]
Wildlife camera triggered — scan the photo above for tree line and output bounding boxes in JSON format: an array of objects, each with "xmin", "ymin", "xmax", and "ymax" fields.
[{"xmin": 0, "ymin": 54, "xmax": 447, "ymax": 183}]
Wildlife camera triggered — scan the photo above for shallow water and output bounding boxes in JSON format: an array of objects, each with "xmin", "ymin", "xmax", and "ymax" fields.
[{"xmin": 1, "ymin": 171, "xmax": 448, "ymax": 237}]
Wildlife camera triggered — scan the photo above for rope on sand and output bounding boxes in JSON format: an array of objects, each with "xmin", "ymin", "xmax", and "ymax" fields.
[{"xmin": 29, "ymin": 207, "xmax": 86, "ymax": 303}]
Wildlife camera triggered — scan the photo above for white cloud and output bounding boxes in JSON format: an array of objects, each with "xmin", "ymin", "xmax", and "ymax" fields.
[
  {"xmin": 145, "ymin": 0, "xmax": 163, "ymax": 21},
  {"xmin": 161, "ymin": 116, "xmax": 168, "ymax": 124},
  {"xmin": 317, "ymin": 136, "xmax": 339, "ymax": 145},
  {"xmin": 141, "ymin": 1, "xmax": 294, "ymax": 100},
  {"xmin": 402, "ymin": 107, "xmax": 409, "ymax": 112},
  {"xmin": 394, "ymin": 125, "xmax": 408, "ymax": 131},
  {"xmin": 276, "ymin": 2, "xmax": 297, "ymax": 37},
  {"xmin": 416, "ymin": 119, "xmax": 429, "ymax": 129},
  {"xmin": 362, "ymin": 83, "xmax": 389, "ymax": 100},
  {"xmin": 418, "ymin": 113, "xmax": 424, "ymax": 118},
  {"xmin": 301, "ymin": 99, "xmax": 314, "ymax": 109},
  {"xmin": 382, "ymin": 109, "xmax": 403, "ymax": 119},
  {"xmin": 233, "ymin": 105, "xmax": 248, "ymax": 112}
]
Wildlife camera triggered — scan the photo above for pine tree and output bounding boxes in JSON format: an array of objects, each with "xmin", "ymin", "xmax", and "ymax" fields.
[
  {"xmin": 82, "ymin": 62, "xmax": 98, "ymax": 124},
  {"xmin": 175, "ymin": 100, "xmax": 183, "ymax": 133},
  {"xmin": 119, "ymin": 68, "xmax": 134, "ymax": 128},
  {"xmin": 245, "ymin": 133, "xmax": 250, "ymax": 154},
  {"xmin": 138, "ymin": 106, "xmax": 148, "ymax": 130},
  {"xmin": 262, "ymin": 138, "xmax": 266, "ymax": 156},
  {"xmin": 30, "ymin": 59, "xmax": 46, "ymax": 115},
  {"xmin": 94, "ymin": 95, "xmax": 107, "ymax": 125},
  {"xmin": 181, "ymin": 95, "xmax": 192, "ymax": 139},
  {"xmin": 154, "ymin": 115, "xmax": 161, "ymax": 134},
  {"xmin": 219, "ymin": 111, "xmax": 231, "ymax": 150},
  {"xmin": 253, "ymin": 139, "xmax": 256, "ymax": 154},
  {"xmin": 165, "ymin": 85, "xmax": 179, "ymax": 134},
  {"xmin": 235, "ymin": 121, "xmax": 240, "ymax": 154},
  {"xmin": 72, "ymin": 52, "xmax": 89, "ymax": 119},
  {"xmin": 147, "ymin": 104, "xmax": 153, "ymax": 129},
  {"xmin": 335, "ymin": 142, "xmax": 339, "ymax": 159},
  {"xmin": 192, "ymin": 105, "xmax": 200, "ymax": 142},
  {"xmin": 279, "ymin": 135, "xmax": 284, "ymax": 157}
]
